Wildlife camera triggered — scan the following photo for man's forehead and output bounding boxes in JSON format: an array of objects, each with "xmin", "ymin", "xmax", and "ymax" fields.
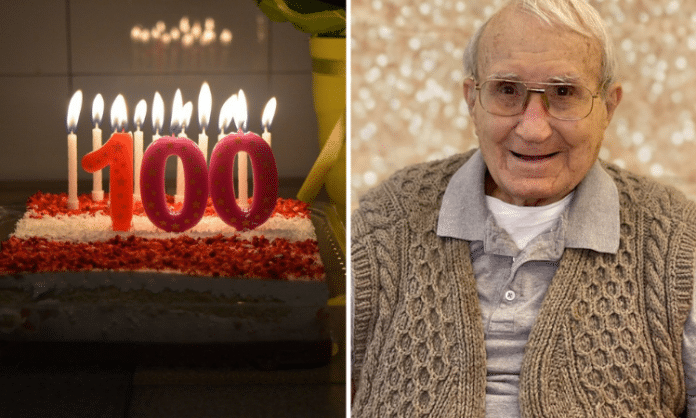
[{"xmin": 478, "ymin": 6, "xmax": 602, "ymax": 82}]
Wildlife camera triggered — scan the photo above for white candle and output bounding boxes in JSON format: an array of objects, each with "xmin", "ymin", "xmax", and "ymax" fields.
[
  {"xmin": 235, "ymin": 90, "xmax": 249, "ymax": 208},
  {"xmin": 133, "ymin": 99, "xmax": 147, "ymax": 201},
  {"xmin": 66, "ymin": 91, "xmax": 82, "ymax": 210},
  {"xmin": 261, "ymin": 97, "xmax": 276, "ymax": 147},
  {"xmin": 175, "ymin": 101, "xmax": 193, "ymax": 203},
  {"xmin": 198, "ymin": 82, "xmax": 212, "ymax": 162},
  {"xmin": 152, "ymin": 91, "xmax": 164, "ymax": 142},
  {"xmin": 91, "ymin": 94, "xmax": 104, "ymax": 201},
  {"xmin": 170, "ymin": 90, "xmax": 183, "ymax": 201}
]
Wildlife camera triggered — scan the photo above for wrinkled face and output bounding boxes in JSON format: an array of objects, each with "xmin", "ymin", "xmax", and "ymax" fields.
[{"xmin": 463, "ymin": 7, "xmax": 622, "ymax": 206}]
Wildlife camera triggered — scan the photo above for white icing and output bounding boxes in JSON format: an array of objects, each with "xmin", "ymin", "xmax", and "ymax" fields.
[{"xmin": 13, "ymin": 212, "xmax": 316, "ymax": 243}]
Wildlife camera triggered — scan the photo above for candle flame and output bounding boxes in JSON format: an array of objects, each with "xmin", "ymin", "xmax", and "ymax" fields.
[
  {"xmin": 220, "ymin": 29, "xmax": 232, "ymax": 45},
  {"xmin": 180, "ymin": 16, "xmax": 190, "ymax": 33},
  {"xmin": 261, "ymin": 97, "xmax": 277, "ymax": 130},
  {"xmin": 218, "ymin": 94, "xmax": 236, "ymax": 133},
  {"xmin": 205, "ymin": 18, "xmax": 215, "ymax": 31},
  {"xmin": 66, "ymin": 90, "xmax": 83, "ymax": 133},
  {"xmin": 134, "ymin": 99, "xmax": 147, "ymax": 129},
  {"xmin": 191, "ymin": 21, "xmax": 202, "ymax": 40},
  {"xmin": 198, "ymin": 82, "xmax": 212, "ymax": 130},
  {"xmin": 130, "ymin": 25, "xmax": 142, "ymax": 42},
  {"xmin": 110, "ymin": 94, "xmax": 128, "ymax": 132},
  {"xmin": 152, "ymin": 91, "xmax": 164, "ymax": 132},
  {"xmin": 234, "ymin": 89, "xmax": 247, "ymax": 132},
  {"xmin": 181, "ymin": 101, "xmax": 193, "ymax": 131},
  {"xmin": 171, "ymin": 89, "xmax": 183, "ymax": 133},
  {"xmin": 92, "ymin": 93, "xmax": 104, "ymax": 126}
]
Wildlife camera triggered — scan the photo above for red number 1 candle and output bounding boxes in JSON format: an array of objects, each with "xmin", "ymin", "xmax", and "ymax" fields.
[{"xmin": 81, "ymin": 95, "xmax": 133, "ymax": 231}]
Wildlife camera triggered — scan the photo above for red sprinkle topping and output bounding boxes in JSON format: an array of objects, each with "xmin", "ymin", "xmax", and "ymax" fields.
[
  {"xmin": 26, "ymin": 192, "xmax": 311, "ymax": 220},
  {"xmin": 0, "ymin": 192, "xmax": 324, "ymax": 281},
  {"xmin": 0, "ymin": 235, "xmax": 324, "ymax": 281}
]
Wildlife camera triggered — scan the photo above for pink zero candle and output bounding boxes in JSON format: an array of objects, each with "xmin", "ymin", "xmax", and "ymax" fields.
[
  {"xmin": 81, "ymin": 132, "xmax": 134, "ymax": 231},
  {"xmin": 209, "ymin": 131, "xmax": 278, "ymax": 231},
  {"xmin": 140, "ymin": 136, "xmax": 209, "ymax": 232}
]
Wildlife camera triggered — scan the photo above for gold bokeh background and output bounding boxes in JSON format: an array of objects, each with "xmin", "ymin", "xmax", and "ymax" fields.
[{"xmin": 351, "ymin": 0, "xmax": 696, "ymax": 211}]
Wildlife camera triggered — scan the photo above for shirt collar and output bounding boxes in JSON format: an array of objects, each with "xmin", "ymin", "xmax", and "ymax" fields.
[{"xmin": 436, "ymin": 150, "xmax": 620, "ymax": 254}]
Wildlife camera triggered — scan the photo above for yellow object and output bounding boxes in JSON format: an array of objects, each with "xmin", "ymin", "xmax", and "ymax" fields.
[
  {"xmin": 303, "ymin": 37, "xmax": 346, "ymax": 222},
  {"xmin": 297, "ymin": 114, "xmax": 344, "ymax": 204}
]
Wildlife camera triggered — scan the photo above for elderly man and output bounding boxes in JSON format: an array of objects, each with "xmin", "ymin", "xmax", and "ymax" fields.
[{"xmin": 351, "ymin": 0, "xmax": 696, "ymax": 417}]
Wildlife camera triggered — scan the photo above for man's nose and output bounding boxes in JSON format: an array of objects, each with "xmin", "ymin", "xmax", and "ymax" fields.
[{"xmin": 514, "ymin": 92, "xmax": 553, "ymax": 142}]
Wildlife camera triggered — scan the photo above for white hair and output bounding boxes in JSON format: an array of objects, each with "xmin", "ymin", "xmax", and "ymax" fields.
[{"xmin": 463, "ymin": 0, "xmax": 618, "ymax": 93}]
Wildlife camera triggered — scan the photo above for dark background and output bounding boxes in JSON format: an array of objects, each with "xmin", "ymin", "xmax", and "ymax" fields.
[{"xmin": 0, "ymin": 0, "xmax": 320, "ymax": 184}]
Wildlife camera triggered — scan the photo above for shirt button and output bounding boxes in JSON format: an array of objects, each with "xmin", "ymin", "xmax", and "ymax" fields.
[{"xmin": 504, "ymin": 290, "xmax": 516, "ymax": 301}]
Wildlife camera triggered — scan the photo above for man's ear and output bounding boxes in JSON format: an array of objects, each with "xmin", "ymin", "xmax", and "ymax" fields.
[
  {"xmin": 604, "ymin": 82, "xmax": 623, "ymax": 122},
  {"xmin": 463, "ymin": 78, "xmax": 477, "ymax": 115}
]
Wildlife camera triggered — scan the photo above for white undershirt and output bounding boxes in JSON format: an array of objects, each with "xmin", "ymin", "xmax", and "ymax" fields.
[{"xmin": 485, "ymin": 192, "xmax": 574, "ymax": 250}]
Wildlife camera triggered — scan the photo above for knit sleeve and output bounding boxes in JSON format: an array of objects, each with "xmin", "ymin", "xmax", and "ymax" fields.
[
  {"xmin": 350, "ymin": 181, "xmax": 402, "ymax": 384},
  {"xmin": 684, "ymin": 249, "xmax": 696, "ymax": 417}
]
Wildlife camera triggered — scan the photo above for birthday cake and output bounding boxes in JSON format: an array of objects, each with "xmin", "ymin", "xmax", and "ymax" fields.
[{"xmin": 0, "ymin": 191, "xmax": 330, "ymax": 351}]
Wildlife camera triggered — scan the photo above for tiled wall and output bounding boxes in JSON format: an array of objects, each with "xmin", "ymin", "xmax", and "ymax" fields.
[{"xmin": 0, "ymin": 0, "xmax": 320, "ymax": 183}]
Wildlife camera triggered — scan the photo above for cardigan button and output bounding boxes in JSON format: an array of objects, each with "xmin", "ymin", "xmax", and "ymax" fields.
[{"xmin": 504, "ymin": 290, "xmax": 516, "ymax": 301}]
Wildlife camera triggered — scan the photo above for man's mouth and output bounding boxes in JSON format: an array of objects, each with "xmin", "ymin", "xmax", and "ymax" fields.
[{"xmin": 511, "ymin": 151, "xmax": 559, "ymax": 162}]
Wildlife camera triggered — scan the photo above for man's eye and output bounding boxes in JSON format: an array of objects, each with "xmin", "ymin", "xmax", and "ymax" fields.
[
  {"xmin": 553, "ymin": 85, "xmax": 575, "ymax": 96},
  {"xmin": 498, "ymin": 83, "xmax": 519, "ymax": 95}
]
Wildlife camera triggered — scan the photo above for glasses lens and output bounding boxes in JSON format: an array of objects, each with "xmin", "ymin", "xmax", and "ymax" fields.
[
  {"xmin": 480, "ymin": 80, "xmax": 526, "ymax": 116},
  {"xmin": 479, "ymin": 80, "xmax": 595, "ymax": 121},
  {"xmin": 544, "ymin": 84, "xmax": 593, "ymax": 120}
]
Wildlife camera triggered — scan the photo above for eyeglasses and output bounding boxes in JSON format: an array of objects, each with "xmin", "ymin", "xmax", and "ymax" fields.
[{"xmin": 474, "ymin": 79, "xmax": 601, "ymax": 121}]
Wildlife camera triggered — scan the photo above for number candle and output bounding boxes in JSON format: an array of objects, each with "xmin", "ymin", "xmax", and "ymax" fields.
[
  {"xmin": 176, "ymin": 101, "xmax": 193, "ymax": 203},
  {"xmin": 91, "ymin": 94, "xmax": 104, "ymax": 201},
  {"xmin": 235, "ymin": 90, "xmax": 249, "ymax": 208},
  {"xmin": 82, "ymin": 95, "xmax": 133, "ymax": 231},
  {"xmin": 198, "ymin": 82, "xmax": 212, "ymax": 162},
  {"xmin": 261, "ymin": 97, "xmax": 276, "ymax": 147},
  {"xmin": 210, "ymin": 131, "xmax": 278, "ymax": 231},
  {"xmin": 140, "ymin": 137, "xmax": 209, "ymax": 232},
  {"xmin": 133, "ymin": 99, "xmax": 147, "ymax": 201},
  {"xmin": 66, "ymin": 90, "xmax": 83, "ymax": 211},
  {"xmin": 152, "ymin": 91, "xmax": 165, "ymax": 142}
]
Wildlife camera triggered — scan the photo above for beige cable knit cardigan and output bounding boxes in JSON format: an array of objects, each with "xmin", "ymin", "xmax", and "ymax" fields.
[{"xmin": 352, "ymin": 151, "xmax": 696, "ymax": 417}]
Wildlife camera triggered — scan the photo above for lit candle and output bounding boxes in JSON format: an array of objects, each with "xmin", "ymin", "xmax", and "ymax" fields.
[
  {"xmin": 171, "ymin": 89, "xmax": 183, "ymax": 136},
  {"xmin": 176, "ymin": 101, "xmax": 193, "ymax": 203},
  {"xmin": 66, "ymin": 90, "xmax": 83, "ymax": 211},
  {"xmin": 261, "ymin": 97, "xmax": 276, "ymax": 147},
  {"xmin": 91, "ymin": 94, "xmax": 104, "ymax": 201},
  {"xmin": 235, "ymin": 90, "xmax": 249, "ymax": 208},
  {"xmin": 110, "ymin": 95, "xmax": 127, "ymax": 133},
  {"xmin": 133, "ymin": 99, "xmax": 147, "ymax": 201},
  {"xmin": 170, "ymin": 89, "xmax": 183, "ymax": 200},
  {"xmin": 217, "ymin": 94, "xmax": 236, "ymax": 141},
  {"xmin": 198, "ymin": 82, "xmax": 212, "ymax": 162},
  {"xmin": 152, "ymin": 91, "xmax": 165, "ymax": 141},
  {"xmin": 82, "ymin": 95, "xmax": 133, "ymax": 231}
]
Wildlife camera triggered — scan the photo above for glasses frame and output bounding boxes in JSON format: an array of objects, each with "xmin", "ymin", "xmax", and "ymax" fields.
[{"xmin": 474, "ymin": 79, "xmax": 603, "ymax": 121}]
